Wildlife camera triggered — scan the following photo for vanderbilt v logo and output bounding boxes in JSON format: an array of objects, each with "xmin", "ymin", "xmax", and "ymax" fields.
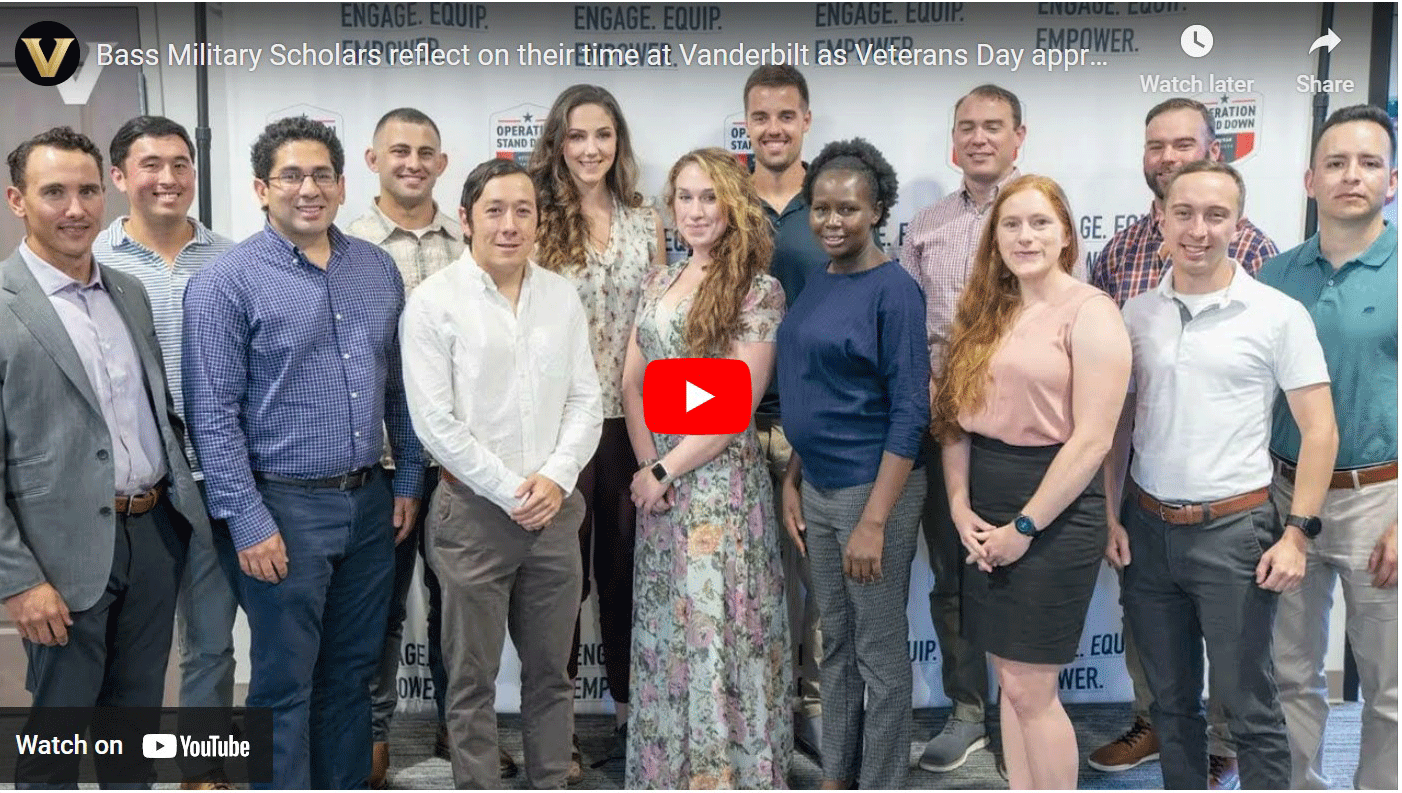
[
  {"xmin": 15, "ymin": 21, "xmax": 83, "ymax": 88},
  {"xmin": 21, "ymin": 37, "xmax": 75, "ymax": 78}
]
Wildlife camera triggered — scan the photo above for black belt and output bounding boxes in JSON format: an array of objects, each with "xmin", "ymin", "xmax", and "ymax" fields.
[{"xmin": 255, "ymin": 467, "xmax": 374, "ymax": 490}]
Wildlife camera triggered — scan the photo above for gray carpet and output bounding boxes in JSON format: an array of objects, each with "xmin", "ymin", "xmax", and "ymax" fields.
[{"xmin": 380, "ymin": 702, "xmax": 1365, "ymax": 789}]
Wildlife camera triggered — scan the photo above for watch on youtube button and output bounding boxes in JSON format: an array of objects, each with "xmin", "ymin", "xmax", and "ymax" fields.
[{"xmin": 643, "ymin": 358, "xmax": 751, "ymax": 435}]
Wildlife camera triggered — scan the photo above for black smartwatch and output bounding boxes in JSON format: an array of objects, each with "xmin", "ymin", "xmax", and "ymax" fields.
[
  {"xmin": 650, "ymin": 461, "xmax": 671, "ymax": 485},
  {"xmin": 1285, "ymin": 514, "xmax": 1323, "ymax": 539},
  {"xmin": 1014, "ymin": 514, "xmax": 1039, "ymax": 539}
]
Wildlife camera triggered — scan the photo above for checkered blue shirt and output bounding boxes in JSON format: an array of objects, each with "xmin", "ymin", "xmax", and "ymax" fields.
[{"xmin": 183, "ymin": 223, "xmax": 424, "ymax": 550}]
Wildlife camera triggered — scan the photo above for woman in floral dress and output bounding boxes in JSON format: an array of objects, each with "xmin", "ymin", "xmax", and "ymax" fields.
[{"xmin": 619, "ymin": 148, "xmax": 792, "ymax": 789}]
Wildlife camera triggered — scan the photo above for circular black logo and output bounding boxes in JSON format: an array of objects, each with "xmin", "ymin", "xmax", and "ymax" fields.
[{"xmin": 15, "ymin": 21, "xmax": 81, "ymax": 86}]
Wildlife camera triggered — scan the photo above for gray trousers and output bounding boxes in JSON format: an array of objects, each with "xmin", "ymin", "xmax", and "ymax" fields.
[
  {"xmin": 428, "ymin": 477, "xmax": 584, "ymax": 789},
  {"xmin": 803, "ymin": 473, "xmax": 925, "ymax": 788},
  {"xmin": 920, "ymin": 438, "xmax": 991, "ymax": 724},
  {"xmin": 1272, "ymin": 474, "xmax": 1398, "ymax": 790},
  {"xmin": 1123, "ymin": 495, "xmax": 1290, "ymax": 789}
]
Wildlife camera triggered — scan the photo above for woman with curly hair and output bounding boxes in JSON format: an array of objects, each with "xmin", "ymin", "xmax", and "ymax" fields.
[
  {"xmin": 619, "ymin": 147, "xmax": 791, "ymax": 788},
  {"xmin": 931, "ymin": 175, "xmax": 1131, "ymax": 789},
  {"xmin": 527, "ymin": 84, "xmax": 666, "ymax": 774},
  {"xmin": 775, "ymin": 138, "xmax": 929, "ymax": 789}
]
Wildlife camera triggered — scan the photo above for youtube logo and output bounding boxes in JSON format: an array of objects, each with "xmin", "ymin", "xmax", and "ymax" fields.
[
  {"xmin": 643, "ymin": 358, "xmax": 752, "ymax": 435},
  {"xmin": 142, "ymin": 733, "xmax": 177, "ymax": 759}
]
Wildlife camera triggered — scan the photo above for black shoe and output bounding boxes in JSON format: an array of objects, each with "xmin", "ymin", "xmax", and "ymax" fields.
[
  {"xmin": 434, "ymin": 724, "xmax": 449, "ymax": 761},
  {"xmin": 591, "ymin": 724, "xmax": 627, "ymax": 768}
]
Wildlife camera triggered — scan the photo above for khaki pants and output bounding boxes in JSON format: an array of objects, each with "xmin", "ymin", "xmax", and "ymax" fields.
[
  {"xmin": 428, "ymin": 477, "xmax": 585, "ymax": 789},
  {"xmin": 1272, "ymin": 474, "xmax": 1398, "ymax": 790}
]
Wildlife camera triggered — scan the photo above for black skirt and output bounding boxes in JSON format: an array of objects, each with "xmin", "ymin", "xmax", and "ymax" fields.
[{"xmin": 961, "ymin": 434, "xmax": 1106, "ymax": 665}]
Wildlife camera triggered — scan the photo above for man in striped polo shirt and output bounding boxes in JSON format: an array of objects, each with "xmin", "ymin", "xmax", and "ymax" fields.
[{"xmin": 92, "ymin": 115, "xmax": 235, "ymax": 791}]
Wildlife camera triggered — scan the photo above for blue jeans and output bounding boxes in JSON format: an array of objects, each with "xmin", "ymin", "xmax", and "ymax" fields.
[
  {"xmin": 215, "ymin": 468, "xmax": 394, "ymax": 789},
  {"xmin": 370, "ymin": 471, "xmax": 447, "ymax": 740},
  {"xmin": 1123, "ymin": 495, "xmax": 1290, "ymax": 789}
]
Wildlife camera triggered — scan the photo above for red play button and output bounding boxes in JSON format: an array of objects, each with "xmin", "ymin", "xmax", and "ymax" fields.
[{"xmin": 643, "ymin": 358, "xmax": 752, "ymax": 435}]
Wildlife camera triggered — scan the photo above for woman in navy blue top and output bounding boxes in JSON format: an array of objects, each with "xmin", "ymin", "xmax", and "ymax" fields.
[{"xmin": 776, "ymin": 138, "xmax": 930, "ymax": 789}]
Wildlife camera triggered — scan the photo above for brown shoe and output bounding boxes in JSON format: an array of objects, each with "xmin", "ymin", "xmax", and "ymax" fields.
[
  {"xmin": 1087, "ymin": 717, "xmax": 1160, "ymax": 772},
  {"xmin": 180, "ymin": 781, "xmax": 234, "ymax": 790},
  {"xmin": 500, "ymin": 747, "xmax": 519, "ymax": 779},
  {"xmin": 1209, "ymin": 754, "xmax": 1241, "ymax": 790},
  {"xmin": 566, "ymin": 735, "xmax": 583, "ymax": 785},
  {"xmin": 370, "ymin": 741, "xmax": 390, "ymax": 789}
]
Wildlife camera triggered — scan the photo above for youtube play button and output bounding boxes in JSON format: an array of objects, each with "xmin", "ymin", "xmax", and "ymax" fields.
[{"xmin": 643, "ymin": 358, "xmax": 751, "ymax": 435}]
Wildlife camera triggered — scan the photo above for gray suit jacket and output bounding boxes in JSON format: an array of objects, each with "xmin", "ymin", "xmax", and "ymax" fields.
[{"xmin": 0, "ymin": 250, "xmax": 210, "ymax": 612}]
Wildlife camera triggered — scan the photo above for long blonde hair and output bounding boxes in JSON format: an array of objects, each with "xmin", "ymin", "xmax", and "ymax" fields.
[
  {"xmin": 931, "ymin": 175, "xmax": 1079, "ymax": 439},
  {"xmin": 664, "ymin": 148, "xmax": 773, "ymax": 357}
]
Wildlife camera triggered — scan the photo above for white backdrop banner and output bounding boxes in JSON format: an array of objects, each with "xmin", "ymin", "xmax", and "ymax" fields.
[{"xmin": 211, "ymin": 2, "xmax": 1328, "ymax": 714}]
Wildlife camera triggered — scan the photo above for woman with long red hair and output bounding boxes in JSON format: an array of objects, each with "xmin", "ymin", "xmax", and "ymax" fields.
[
  {"xmin": 931, "ymin": 174, "xmax": 1131, "ymax": 789},
  {"xmin": 619, "ymin": 148, "xmax": 791, "ymax": 788}
]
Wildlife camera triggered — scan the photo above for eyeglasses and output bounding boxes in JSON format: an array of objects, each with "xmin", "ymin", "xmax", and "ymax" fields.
[{"xmin": 266, "ymin": 170, "xmax": 338, "ymax": 189}]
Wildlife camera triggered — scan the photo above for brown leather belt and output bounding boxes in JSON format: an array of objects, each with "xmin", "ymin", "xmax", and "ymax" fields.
[
  {"xmin": 441, "ymin": 468, "xmax": 460, "ymax": 486},
  {"xmin": 1136, "ymin": 485, "xmax": 1269, "ymax": 526},
  {"xmin": 1273, "ymin": 457, "xmax": 1398, "ymax": 490},
  {"xmin": 115, "ymin": 483, "xmax": 164, "ymax": 517}
]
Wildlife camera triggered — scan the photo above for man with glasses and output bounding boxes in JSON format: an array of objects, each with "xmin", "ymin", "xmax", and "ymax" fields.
[{"xmin": 184, "ymin": 116, "xmax": 424, "ymax": 789}]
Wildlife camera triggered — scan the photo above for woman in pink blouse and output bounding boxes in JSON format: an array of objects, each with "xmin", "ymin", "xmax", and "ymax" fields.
[{"xmin": 931, "ymin": 175, "xmax": 1131, "ymax": 789}]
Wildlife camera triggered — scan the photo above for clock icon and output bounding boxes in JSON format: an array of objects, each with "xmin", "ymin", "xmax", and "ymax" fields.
[{"xmin": 1181, "ymin": 25, "xmax": 1214, "ymax": 57}]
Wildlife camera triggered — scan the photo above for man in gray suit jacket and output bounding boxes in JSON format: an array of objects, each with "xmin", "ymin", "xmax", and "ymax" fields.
[{"xmin": 1, "ymin": 127, "xmax": 210, "ymax": 787}]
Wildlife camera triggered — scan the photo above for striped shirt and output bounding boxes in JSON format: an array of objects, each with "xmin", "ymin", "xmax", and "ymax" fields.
[
  {"xmin": 93, "ymin": 216, "xmax": 234, "ymax": 477},
  {"xmin": 1091, "ymin": 202, "xmax": 1279, "ymax": 307},
  {"xmin": 183, "ymin": 223, "xmax": 424, "ymax": 550},
  {"xmin": 900, "ymin": 169, "xmax": 1023, "ymax": 376},
  {"xmin": 345, "ymin": 199, "xmax": 464, "ymax": 294}
]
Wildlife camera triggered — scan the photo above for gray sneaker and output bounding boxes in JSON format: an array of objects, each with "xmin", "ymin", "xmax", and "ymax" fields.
[{"xmin": 918, "ymin": 718, "xmax": 989, "ymax": 772}]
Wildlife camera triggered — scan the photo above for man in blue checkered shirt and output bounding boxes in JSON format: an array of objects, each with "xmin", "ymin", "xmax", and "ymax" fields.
[{"xmin": 183, "ymin": 116, "xmax": 424, "ymax": 790}]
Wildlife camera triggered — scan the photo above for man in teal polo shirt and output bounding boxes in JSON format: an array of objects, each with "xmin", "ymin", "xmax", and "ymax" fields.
[{"xmin": 1259, "ymin": 103, "xmax": 1397, "ymax": 790}]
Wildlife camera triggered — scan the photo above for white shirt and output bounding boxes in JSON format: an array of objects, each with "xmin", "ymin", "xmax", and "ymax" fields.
[
  {"xmin": 1123, "ymin": 260, "xmax": 1329, "ymax": 502},
  {"xmin": 401, "ymin": 253, "xmax": 603, "ymax": 514}
]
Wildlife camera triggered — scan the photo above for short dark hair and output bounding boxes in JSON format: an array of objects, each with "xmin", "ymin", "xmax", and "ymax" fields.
[
  {"xmin": 459, "ymin": 158, "xmax": 535, "ymax": 238},
  {"xmin": 1167, "ymin": 159, "xmax": 1245, "ymax": 213},
  {"xmin": 7, "ymin": 126, "xmax": 104, "ymax": 190},
  {"xmin": 803, "ymin": 137, "xmax": 900, "ymax": 228},
  {"xmin": 743, "ymin": 64, "xmax": 809, "ymax": 110},
  {"xmin": 250, "ymin": 116, "xmax": 344, "ymax": 181},
  {"xmin": 954, "ymin": 84, "xmax": 1023, "ymax": 129},
  {"xmin": 372, "ymin": 107, "xmax": 441, "ymax": 142},
  {"xmin": 109, "ymin": 116, "xmax": 194, "ymax": 172},
  {"xmin": 1145, "ymin": 97, "xmax": 1216, "ymax": 140},
  {"xmin": 1313, "ymin": 104, "xmax": 1396, "ymax": 165}
]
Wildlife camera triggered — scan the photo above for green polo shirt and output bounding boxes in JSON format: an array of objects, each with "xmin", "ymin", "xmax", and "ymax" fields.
[{"xmin": 1259, "ymin": 222, "xmax": 1397, "ymax": 467}]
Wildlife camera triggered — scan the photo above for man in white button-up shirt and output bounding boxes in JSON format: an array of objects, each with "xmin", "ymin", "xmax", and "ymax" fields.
[
  {"xmin": 401, "ymin": 157, "xmax": 602, "ymax": 789},
  {"xmin": 1104, "ymin": 160, "xmax": 1339, "ymax": 790}
]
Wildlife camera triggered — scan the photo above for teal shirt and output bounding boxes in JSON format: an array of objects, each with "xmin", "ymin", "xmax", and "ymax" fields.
[{"xmin": 1258, "ymin": 222, "xmax": 1397, "ymax": 466}]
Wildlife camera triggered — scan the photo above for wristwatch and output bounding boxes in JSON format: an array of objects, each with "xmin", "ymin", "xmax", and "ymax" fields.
[
  {"xmin": 650, "ymin": 461, "xmax": 671, "ymax": 486},
  {"xmin": 1285, "ymin": 514, "xmax": 1323, "ymax": 539},
  {"xmin": 1014, "ymin": 514, "xmax": 1039, "ymax": 539}
]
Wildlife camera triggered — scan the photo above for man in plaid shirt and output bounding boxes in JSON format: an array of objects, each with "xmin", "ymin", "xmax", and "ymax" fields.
[{"xmin": 1088, "ymin": 97, "xmax": 1278, "ymax": 790}]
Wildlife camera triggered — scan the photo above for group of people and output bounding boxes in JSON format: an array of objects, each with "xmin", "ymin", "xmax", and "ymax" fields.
[{"xmin": 0, "ymin": 61, "xmax": 1393, "ymax": 793}]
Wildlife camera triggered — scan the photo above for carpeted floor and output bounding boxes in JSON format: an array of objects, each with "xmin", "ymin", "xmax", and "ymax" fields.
[{"xmin": 380, "ymin": 702, "xmax": 1365, "ymax": 789}]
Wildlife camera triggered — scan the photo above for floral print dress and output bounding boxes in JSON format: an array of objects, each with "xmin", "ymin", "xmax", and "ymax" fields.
[{"xmin": 625, "ymin": 262, "xmax": 793, "ymax": 790}]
